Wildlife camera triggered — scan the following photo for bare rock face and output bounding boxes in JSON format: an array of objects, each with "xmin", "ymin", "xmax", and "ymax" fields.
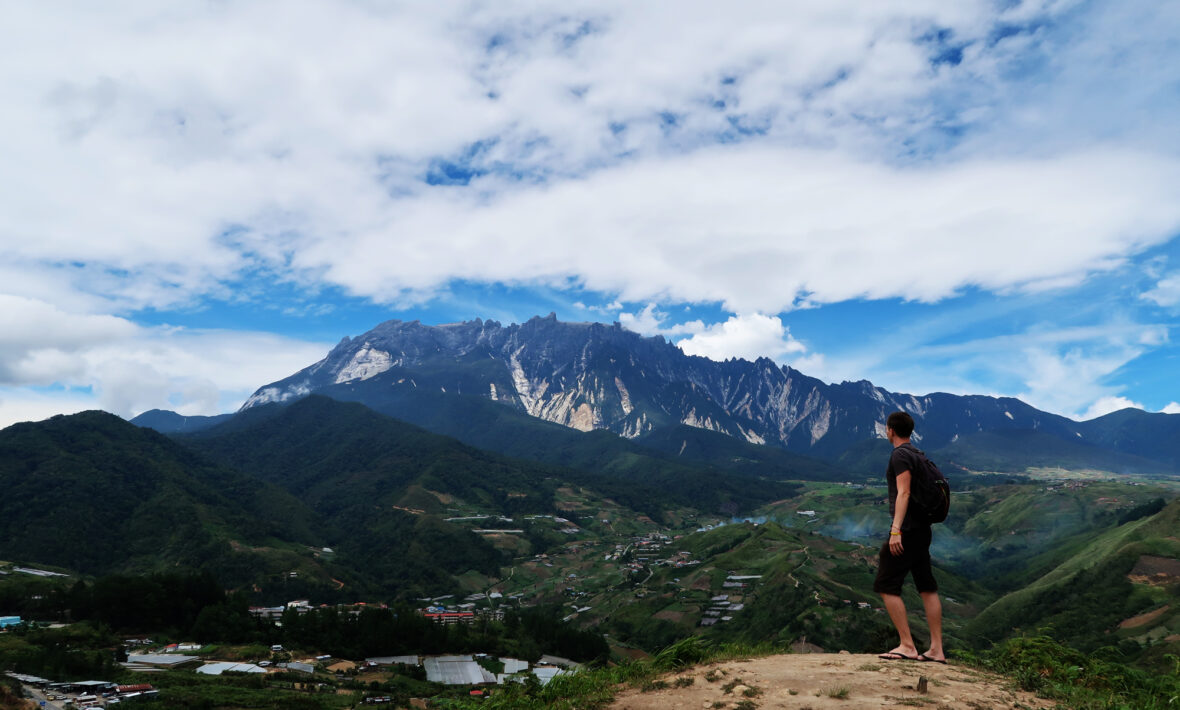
[{"xmin": 241, "ymin": 314, "xmax": 1132, "ymax": 460}]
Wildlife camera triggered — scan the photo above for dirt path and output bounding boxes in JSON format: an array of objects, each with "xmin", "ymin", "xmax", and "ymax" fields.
[{"xmin": 609, "ymin": 653, "xmax": 1054, "ymax": 710}]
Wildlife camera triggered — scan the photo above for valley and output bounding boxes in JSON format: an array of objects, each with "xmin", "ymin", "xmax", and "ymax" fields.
[{"xmin": 1, "ymin": 316, "xmax": 1178, "ymax": 708}]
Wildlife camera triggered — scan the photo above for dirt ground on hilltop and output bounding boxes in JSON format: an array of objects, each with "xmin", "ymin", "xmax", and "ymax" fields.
[{"xmin": 609, "ymin": 653, "xmax": 1054, "ymax": 710}]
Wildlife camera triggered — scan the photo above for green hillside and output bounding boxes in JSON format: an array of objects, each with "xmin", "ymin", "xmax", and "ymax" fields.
[
  {"xmin": 186, "ymin": 397, "xmax": 564, "ymax": 595},
  {"xmin": 545, "ymin": 520, "xmax": 994, "ymax": 654},
  {"xmin": 0, "ymin": 411, "xmax": 331, "ymax": 588},
  {"xmin": 192, "ymin": 395, "xmax": 802, "ymax": 519},
  {"xmin": 966, "ymin": 498, "xmax": 1180, "ymax": 668},
  {"xmin": 932, "ymin": 481, "xmax": 1172, "ymax": 584},
  {"xmin": 636, "ymin": 424, "xmax": 847, "ymax": 481},
  {"xmin": 935, "ymin": 429, "xmax": 1176, "ymax": 475}
]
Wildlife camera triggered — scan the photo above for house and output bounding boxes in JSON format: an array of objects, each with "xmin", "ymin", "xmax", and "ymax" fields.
[
  {"xmin": 422, "ymin": 611, "xmax": 475, "ymax": 625},
  {"xmin": 64, "ymin": 680, "xmax": 117, "ymax": 694},
  {"xmin": 281, "ymin": 662, "xmax": 316, "ymax": 674},
  {"xmin": 365, "ymin": 655, "xmax": 420, "ymax": 667},
  {"xmin": 197, "ymin": 662, "xmax": 267, "ymax": 676},
  {"xmin": 249, "ymin": 606, "xmax": 285, "ymax": 620},
  {"xmin": 423, "ymin": 655, "xmax": 496, "ymax": 685},
  {"xmin": 123, "ymin": 654, "xmax": 201, "ymax": 671},
  {"xmin": 533, "ymin": 666, "xmax": 567, "ymax": 686}
]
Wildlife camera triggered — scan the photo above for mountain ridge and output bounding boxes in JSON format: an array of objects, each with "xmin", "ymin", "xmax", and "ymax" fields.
[{"xmin": 234, "ymin": 314, "xmax": 1180, "ymax": 470}]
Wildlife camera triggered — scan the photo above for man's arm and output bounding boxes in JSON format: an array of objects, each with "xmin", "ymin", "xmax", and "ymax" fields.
[{"xmin": 890, "ymin": 470, "xmax": 912, "ymax": 556}]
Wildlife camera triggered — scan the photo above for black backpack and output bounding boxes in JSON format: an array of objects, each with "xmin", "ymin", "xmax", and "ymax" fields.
[{"xmin": 901, "ymin": 443, "xmax": 951, "ymax": 524}]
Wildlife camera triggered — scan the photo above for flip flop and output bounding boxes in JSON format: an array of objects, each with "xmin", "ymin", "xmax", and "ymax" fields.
[
  {"xmin": 917, "ymin": 654, "xmax": 947, "ymax": 664},
  {"xmin": 878, "ymin": 652, "xmax": 919, "ymax": 661}
]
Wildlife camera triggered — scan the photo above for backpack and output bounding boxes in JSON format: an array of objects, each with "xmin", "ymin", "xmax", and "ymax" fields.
[{"xmin": 901, "ymin": 443, "xmax": 951, "ymax": 524}]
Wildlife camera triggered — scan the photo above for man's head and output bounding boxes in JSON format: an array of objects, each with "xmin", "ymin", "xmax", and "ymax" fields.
[{"xmin": 886, "ymin": 411, "xmax": 914, "ymax": 443}]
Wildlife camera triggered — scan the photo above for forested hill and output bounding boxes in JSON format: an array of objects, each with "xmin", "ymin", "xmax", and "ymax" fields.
[
  {"xmin": 0, "ymin": 398, "xmax": 808, "ymax": 601},
  {"xmin": 0, "ymin": 410, "xmax": 324, "ymax": 582},
  {"xmin": 185, "ymin": 395, "xmax": 806, "ymax": 519},
  {"xmin": 965, "ymin": 497, "xmax": 1180, "ymax": 661}
]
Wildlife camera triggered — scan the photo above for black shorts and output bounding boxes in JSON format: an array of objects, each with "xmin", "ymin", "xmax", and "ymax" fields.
[{"xmin": 873, "ymin": 525, "xmax": 938, "ymax": 596}]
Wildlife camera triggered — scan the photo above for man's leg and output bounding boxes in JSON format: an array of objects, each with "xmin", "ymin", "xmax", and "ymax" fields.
[
  {"xmin": 909, "ymin": 527, "xmax": 944, "ymax": 662},
  {"xmin": 880, "ymin": 593, "xmax": 918, "ymax": 658},
  {"xmin": 920, "ymin": 591, "xmax": 944, "ymax": 662}
]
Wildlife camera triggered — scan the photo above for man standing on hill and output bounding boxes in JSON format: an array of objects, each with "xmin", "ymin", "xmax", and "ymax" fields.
[{"xmin": 875, "ymin": 410, "xmax": 946, "ymax": 664}]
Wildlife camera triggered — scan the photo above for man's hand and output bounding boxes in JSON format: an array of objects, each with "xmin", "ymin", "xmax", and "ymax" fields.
[{"xmin": 889, "ymin": 531, "xmax": 904, "ymax": 556}]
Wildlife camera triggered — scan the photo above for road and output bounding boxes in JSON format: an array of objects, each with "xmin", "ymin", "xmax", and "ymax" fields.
[{"xmin": 21, "ymin": 685, "xmax": 66, "ymax": 710}]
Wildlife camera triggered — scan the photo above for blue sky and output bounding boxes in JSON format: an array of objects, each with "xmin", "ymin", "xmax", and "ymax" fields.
[{"xmin": 1, "ymin": 1, "xmax": 1179, "ymax": 426}]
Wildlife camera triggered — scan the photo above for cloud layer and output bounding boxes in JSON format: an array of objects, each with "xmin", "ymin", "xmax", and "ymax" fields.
[
  {"xmin": 6, "ymin": 1, "xmax": 1179, "ymax": 311},
  {"xmin": 1, "ymin": 1, "xmax": 1178, "ymax": 422},
  {"xmin": 0, "ymin": 295, "xmax": 329, "ymax": 427}
]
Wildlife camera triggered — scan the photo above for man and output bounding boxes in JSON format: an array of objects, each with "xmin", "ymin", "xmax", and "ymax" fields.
[{"xmin": 874, "ymin": 410, "xmax": 945, "ymax": 664}]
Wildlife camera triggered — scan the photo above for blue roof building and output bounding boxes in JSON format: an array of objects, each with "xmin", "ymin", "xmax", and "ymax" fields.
[{"xmin": 0, "ymin": 616, "xmax": 21, "ymax": 628}]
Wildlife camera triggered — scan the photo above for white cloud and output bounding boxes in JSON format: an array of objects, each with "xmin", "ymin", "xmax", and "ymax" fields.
[
  {"xmin": 1, "ymin": 1, "xmax": 1178, "ymax": 423},
  {"xmin": 1143, "ymin": 272, "xmax": 1180, "ymax": 307},
  {"xmin": 1081, "ymin": 396, "xmax": 1144, "ymax": 421},
  {"xmin": 0, "ymin": 295, "xmax": 330, "ymax": 423},
  {"xmin": 677, "ymin": 313, "xmax": 822, "ymax": 372},
  {"xmin": 814, "ymin": 313, "xmax": 1169, "ymax": 418},
  {"xmin": 619, "ymin": 307, "xmax": 823, "ymax": 371},
  {"xmin": 0, "ymin": 389, "xmax": 97, "ymax": 430},
  {"xmin": 618, "ymin": 304, "xmax": 703, "ymax": 338},
  {"xmin": 1, "ymin": 1, "xmax": 1177, "ymax": 316},
  {"xmin": 992, "ymin": 326, "xmax": 1163, "ymax": 420},
  {"xmin": 1161, "ymin": 402, "xmax": 1180, "ymax": 414},
  {"xmin": 315, "ymin": 146, "xmax": 1180, "ymax": 314}
]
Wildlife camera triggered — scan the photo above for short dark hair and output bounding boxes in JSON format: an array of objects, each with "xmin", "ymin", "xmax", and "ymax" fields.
[{"xmin": 887, "ymin": 411, "xmax": 914, "ymax": 438}]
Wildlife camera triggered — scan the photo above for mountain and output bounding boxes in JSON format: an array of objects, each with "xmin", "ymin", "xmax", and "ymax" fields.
[
  {"xmin": 185, "ymin": 397, "xmax": 554, "ymax": 595},
  {"xmin": 130, "ymin": 409, "xmax": 234, "ymax": 434},
  {"xmin": 635, "ymin": 424, "xmax": 845, "ymax": 480},
  {"xmin": 0, "ymin": 411, "xmax": 327, "ymax": 585},
  {"xmin": 239, "ymin": 315, "xmax": 1180, "ymax": 470},
  {"xmin": 185, "ymin": 395, "xmax": 803, "ymax": 521},
  {"xmin": 933, "ymin": 429, "xmax": 1174, "ymax": 475}
]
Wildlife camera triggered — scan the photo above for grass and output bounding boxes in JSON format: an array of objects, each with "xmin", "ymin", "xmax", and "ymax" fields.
[
  {"xmin": 955, "ymin": 635, "xmax": 1180, "ymax": 710},
  {"xmin": 824, "ymin": 685, "xmax": 851, "ymax": 699}
]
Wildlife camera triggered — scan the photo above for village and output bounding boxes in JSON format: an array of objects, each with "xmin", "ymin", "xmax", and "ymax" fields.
[
  {"xmin": 4, "ymin": 606, "xmax": 586, "ymax": 710},
  {"xmin": 0, "ymin": 496, "xmax": 816, "ymax": 708}
]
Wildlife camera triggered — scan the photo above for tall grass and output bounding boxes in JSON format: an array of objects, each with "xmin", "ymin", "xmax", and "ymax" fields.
[{"xmin": 957, "ymin": 635, "xmax": 1180, "ymax": 710}]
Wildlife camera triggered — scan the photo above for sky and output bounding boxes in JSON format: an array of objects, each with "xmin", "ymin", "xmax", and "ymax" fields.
[{"xmin": 2, "ymin": 0, "xmax": 1180, "ymax": 428}]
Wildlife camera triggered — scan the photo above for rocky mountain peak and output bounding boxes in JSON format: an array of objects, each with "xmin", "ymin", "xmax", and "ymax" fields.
[{"xmin": 240, "ymin": 314, "xmax": 1178, "ymax": 466}]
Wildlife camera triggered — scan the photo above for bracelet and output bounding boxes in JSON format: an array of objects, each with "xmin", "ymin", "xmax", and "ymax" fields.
[{"xmin": 890, "ymin": 532, "xmax": 901, "ymax": 536}]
